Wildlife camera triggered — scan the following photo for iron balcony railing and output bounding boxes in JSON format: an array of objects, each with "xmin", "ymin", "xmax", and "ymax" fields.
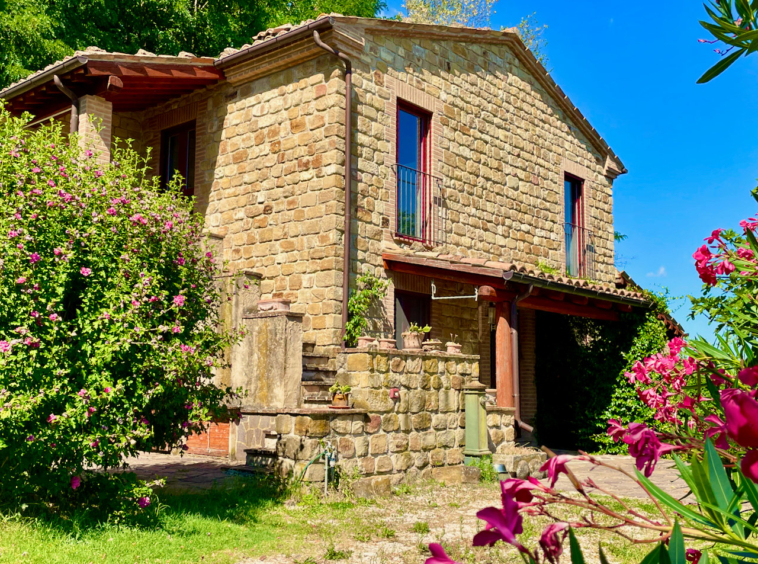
[
  {"xmin": 564, "ymin": 223, "xmax": 595, "ymax": 279},
  {"xmin": 393, "ymin": 164, "xmax": 446, "ymax": 247}
]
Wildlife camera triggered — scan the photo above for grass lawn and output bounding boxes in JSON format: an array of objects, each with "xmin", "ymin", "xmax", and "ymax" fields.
[{"xmin": 0, "ymin": 474, "xmax": 685, "ymax": 564}]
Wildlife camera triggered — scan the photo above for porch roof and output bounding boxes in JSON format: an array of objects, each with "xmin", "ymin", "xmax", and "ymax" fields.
[
  {"xmin": 0, "ymin": 48, "xmax": 222, "ymax": 117},
  {"xmin": 382, "ymin": 251, "xmax": 650, "ymax": 322}
]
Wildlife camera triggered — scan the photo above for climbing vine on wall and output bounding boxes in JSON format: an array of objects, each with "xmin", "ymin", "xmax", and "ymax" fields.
[
  {"xmin": 343, "ymin": 273, "xmax": 389, "ymax": 347},
  {"xmin": 534, "ymin": 292, "xmax": 673, "ymax": 453}
]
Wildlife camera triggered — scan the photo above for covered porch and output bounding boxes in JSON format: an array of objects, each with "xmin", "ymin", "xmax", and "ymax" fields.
[{"xmin": 382, "ymin": 252, "xmax": 650, "ymax": 437}]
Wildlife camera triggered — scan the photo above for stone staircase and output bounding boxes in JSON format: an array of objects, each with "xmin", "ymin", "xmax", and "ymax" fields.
[{"xmin": 300, "ymin": 343, "xmax": 337, "ymax": 407}]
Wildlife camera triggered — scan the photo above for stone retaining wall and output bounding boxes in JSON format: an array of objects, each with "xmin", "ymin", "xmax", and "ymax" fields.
[{"xmin": 237, "ymin": 350, "xmax": 515, "ymax": 488}]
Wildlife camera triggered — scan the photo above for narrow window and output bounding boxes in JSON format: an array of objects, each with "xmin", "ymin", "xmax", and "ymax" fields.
[
  {"xmin": 161, "ymin": 121, "xmax": 196, "ymax": 197},
  {"xmin": 394, "ymin": 290, "xmax": 431, "ymax": 349},
  {"xmin": 396, "ymin": 102, "xmax": 430, "ymax": 242},
  {"xmin": 564, "ymin": 174, "xmax": 585, "ymax": 277}
]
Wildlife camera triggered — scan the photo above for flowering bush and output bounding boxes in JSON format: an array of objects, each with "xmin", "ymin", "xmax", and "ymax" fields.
[
  {"xmin": 426, "ymin": 193, "xmax": 758, "ymax": 564},
  {"xmin": 0, "ymin": 108, "xmax": 238, "ymax": 514}
]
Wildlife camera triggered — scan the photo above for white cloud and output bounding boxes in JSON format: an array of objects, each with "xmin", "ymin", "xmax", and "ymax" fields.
[{"xmin": 646, "ymin": 266, "xmax": 667, "ymax": 278}]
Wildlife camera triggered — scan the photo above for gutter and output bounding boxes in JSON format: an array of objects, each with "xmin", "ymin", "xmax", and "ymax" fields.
[
  {"xmin": 510, "ymin": 285, "xmax": 534, "ymax": 434},
  {"xmin": 503, "ymin": 270, "xmax": 648, "ymax": 308},
  {"xmin": 215, "ymin": 18, "xmax": 334, "ymax": 70},
  {"xmin": 1, "ymin": 56, "xmax": 88, "ymax": 102},
  {"xmin": 312, "ymin": 30, "xmax": 353, "ymax": 348}
]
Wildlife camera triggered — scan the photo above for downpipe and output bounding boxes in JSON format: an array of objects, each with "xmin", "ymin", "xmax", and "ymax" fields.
[
  {"xmin": 313, "ymin": 30, "xmax": 352, "ymax": 348},
  {"xmin": 511, "ymin": 285, "xmax": 534, "ymax": 434}
]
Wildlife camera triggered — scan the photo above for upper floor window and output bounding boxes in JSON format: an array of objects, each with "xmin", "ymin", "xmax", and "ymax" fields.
[
  {"xmin": 161, "ymin": 121, "xmax": 196, "ymax": 197},
  {"xmin": 395, "ymin": 101, "xmax": 442, "ymax": 245},
  {"xmin": 564, "ymin": 174, "xmax": 595, "ymax": 278}
]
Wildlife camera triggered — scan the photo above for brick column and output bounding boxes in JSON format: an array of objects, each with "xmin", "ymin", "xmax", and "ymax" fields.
[
  {"xmin": 77, "ymin": 95, "xmax": 113, "ymax": 164},
  {"xmin": 495, "ymin": 302, "xmax": 513, "ymax": 408}
]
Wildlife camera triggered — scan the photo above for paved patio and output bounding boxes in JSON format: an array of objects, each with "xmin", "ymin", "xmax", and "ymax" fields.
[{"xmin": 123, "ymin": 451, "xmax": 689, "ymax": 499}]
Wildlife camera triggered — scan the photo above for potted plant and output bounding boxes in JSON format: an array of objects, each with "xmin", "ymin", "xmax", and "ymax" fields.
[
  {"xmin": 446, "ymin": 334, "xmax": 462, "ymax": 354},
  {"xmin": 402, "ymin": 323, "xmax": 431, "ymax": 351},
  {"xmin": 356, "ymin": 335, "xmax": 377, "ymax": 348},
  {"xmin": 422, "ymin": 338, "xmax": 442, "ymax": 352},
  {"xmin": 329, "ymin": 384, "xmax": 352, "ymax": 408},
  {"xmin": 378, "ymin": 337, "xmax": 397, "ymax": 350}
]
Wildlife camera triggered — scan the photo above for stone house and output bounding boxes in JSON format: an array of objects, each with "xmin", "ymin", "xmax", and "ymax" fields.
[{"xmin": 0, "ymin": 15, "xmax": 654, "ymax": 486}]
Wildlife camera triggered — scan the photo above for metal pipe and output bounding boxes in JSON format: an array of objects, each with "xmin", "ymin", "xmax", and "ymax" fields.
[
  {"xmin": 53, "ymin": 75, "xmax": 79, "ymax": 134},
  {"xmin": 313, "ymin": 30, "xmax": 352, "ymax": 348},
  {"xmin": 511, "ymin": 284, "xmax": 534, "ymax": 433}
]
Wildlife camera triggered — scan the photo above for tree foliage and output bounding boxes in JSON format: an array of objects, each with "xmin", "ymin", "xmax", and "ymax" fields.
[
  {"xmin": 0, "ymin": 0, "xmax": 385, "ymax": 89},
  {"xmin": 0, "ymin": 109, "xmax": 239, "ymax": 514},
  {"xmin": 698, "ymin": 0, "xmax": 758, "ymax": 83}
]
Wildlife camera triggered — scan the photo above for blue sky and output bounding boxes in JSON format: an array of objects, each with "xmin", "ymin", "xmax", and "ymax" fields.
[{"xmin": 381, "ymin": 0, "xmax": 758, "ymax": 339}]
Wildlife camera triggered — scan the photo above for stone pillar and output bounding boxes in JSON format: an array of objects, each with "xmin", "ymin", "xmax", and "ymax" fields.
[
  {"xmin": 463, "ymin": 381, "xmax": 489, "ymax": 462},
  {"xmin": 237, "ymin": 310, "xmax": 304, "ymax": 408},
  {"xmin": 495, "ymin": 302, "xmax": 513, "ymax": 408},
  {"xmin": 77, "ymin": 95, "xmax": 113, "ymax": 164}
]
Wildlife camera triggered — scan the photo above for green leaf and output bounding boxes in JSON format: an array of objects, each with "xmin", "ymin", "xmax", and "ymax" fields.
[
  {"xmin": 669, "ymin": 522, "xmax": 685, "ymax": 564},
  {"xmin": 698, "ymin": 48, "xmax": 747, "ymax": 83},
  {"xmin": 701, "ymin": 551, "xmax": 711, "ymax": 564},
  {"xmin": 568, "ymin": 528, "xmax": 586, "ymax": 564},
  {"xmin": 704, "ymin": 437, "xmax": 735, "ymax": 511},
  {"xmin": 743, "ymin": 470, "xmax": 758, "ymax": 514},
  {"xmin": 636, "ymin": 469, "xmax": 716, "ymax": 527},
  {"xmin": 673, "ymin": 454, "xmax": 697, "ymax": 497},
  {"xmin": 640, "ymin": 544, "xmax": 663, "ymax": 564}
]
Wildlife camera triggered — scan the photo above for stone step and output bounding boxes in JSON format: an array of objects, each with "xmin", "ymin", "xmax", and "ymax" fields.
[
  {"xmin": 302, "ymin": 364, "xmax": 337, "ymax": 382},
  {"xmin": 302, "ymin": 353, "xmax": 331, "ymax": 367},
  {"xmin": 301, "ymin": 380, "xmax": 335, "ymax": 406}
]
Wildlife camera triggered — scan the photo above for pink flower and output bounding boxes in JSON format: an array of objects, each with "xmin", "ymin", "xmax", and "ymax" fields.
[
  {"xmin": 172, "ymin": 326, "xmax": 181, "ymax": 334},
  {"xmin": 0, "ymin": 341, "xmax": 10, "ymax": 353},
  {"xmin": 84, "ymin": 150, "xmax": 93, "ymax": 158},
  {"xmin": 539, "ymin": 523, "xmax": 569, "ymax": 564},
  {"xmin": 131, "ymin": 300, "xmax": 140, "ymax": 307},
  {"xmin": 104, "ymin": 387, "xmax": 112, "ymax": 393},
  {"xmin": 29, "ymin": 252, "xmax": 40, "ymax": 264},
  {"xmin": 173, "ymin": 295, "xmax": 185, "ymax": 307},
  {"xmin": 32, "ymin": 167, "xmax": 41, "ymax": 173},
  {"xmin": 47, "ymin": 180, "xmax": 56, "ymax": 187},
  {"xmin": 704, "ymin": 415, "xmax": 730, "ymax": 450},
  {"xmin": 47, "ymin": 414, "xmax": 57, "ymax": 423},
  {"xmin": 425, "ymin": 544, "xmax": 460, "ymax": 564},
  {"xmin": 164, "ymin": 221, "xmax": 174, "ymax": 231},
  {"xmin": 705, "ymin": 229, "xmax": 723, "ymax": 244},
  {"xmin": 49, "ymin": 313, "xmax": 59, "ymax": 322},
  {"xmin": 80, "ymin": 267, "xmax": 92, "ymax": 277},
  {"xmin": 716, "ymin": 259, "xmax": 736, "ymax": 275},
  {"xmin": 472, "ymin": 494, "xmax": 527, "ymax": 552},
  {"xmin": 539, "ymin": 455, "xmax": 573, "ymax": 488},
  {"xmin": 77, "ymin": 389, "xmax": 88, "ymax": 397},
  {"xmin": 87, "ymin": 407, "xmax": 96, "ymax": 417},
  {"xmin": 741, "ymin": 451, "xmax": 758, "ymax": 484},
  {"xmin": 500, "ymin": 478, "xmax": 540, "ymax": 506},
  {"xmin": 138, "ymin": 497, "xmax": 151, "ymax": 508},
  {"xmin": 737, "ymin": 247, "xmax": 755, "ymax": 260},
  {"xmin": 739, "ymin": 366, "xmax": 758, "ymax": 387},
  {"xmin": 15, "ymin": 277, "xmax": 26, "ymax": 284},
  {"xmin": 30, "ymin": 311, "xmax": 39, "ymax": 318},
  {"xmin": 686, "ymin": 549, "xmax": 702, "ymax": 564},
  {"xmin": 53, "ymin": 248, "xmax": 62, "ymax": 256},
  {"xmin": 71, "ymin": 476, "xmax": 81, "ymax": 490},
  {"xmin": 106, "ymin": 207, "xmax": 117, "ymax": 215},
  {"xmin": 180, "ymin": 344, "xmax": 195, "ymax": 354},
  {"xmin": 607, "ymin": 419, "xmax": 627, "ymax": 443},
  {"xmin": 722, "ymin": 389, "xmax": 758, "ymax": 449},
  {"xmin": 623, "ymin": 423, "xmax": 677, "ymax": 477}
]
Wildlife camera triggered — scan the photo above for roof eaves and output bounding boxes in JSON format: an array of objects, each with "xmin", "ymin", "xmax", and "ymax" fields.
[{"xmin": 1, "ymin": 56, "xmax": 88, "ymax": 101}]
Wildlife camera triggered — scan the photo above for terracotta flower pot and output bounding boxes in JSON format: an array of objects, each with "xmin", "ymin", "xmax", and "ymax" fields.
[
  {"xmin": 402, "ymin": 331, "xmax": 424, "ymax": 350},
  {"xmin": 422, "ymin": 339, "xmax": 442, "ymax": 352},
  {"xmin": 331, "ymin": 393, "xmax": 349, "ymax": 408},
  {"xmin": 356, "ymin": 336, "xmax": 377, "ymax": 349},
  {"xmin": 446, "ymin": 342, "xmax": 462, "ymax": 355},
  {"xmin": 378, "ymin": 338, "xmax": 397, "ymax": 350}
]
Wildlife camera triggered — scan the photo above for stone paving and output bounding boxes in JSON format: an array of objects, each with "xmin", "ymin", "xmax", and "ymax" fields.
[{"xmin": 123, "ymin": 451, "xmax": 689, "ymax": 500}]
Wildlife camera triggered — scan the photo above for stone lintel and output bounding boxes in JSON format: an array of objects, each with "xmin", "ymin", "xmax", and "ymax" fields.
[
  {"xmin": 239, "ymin": 406, "xmax": 368, "ymax": 416},
  {"xmin": 242, "ymin": 311, "xmax": 305, "ymax": 320}
]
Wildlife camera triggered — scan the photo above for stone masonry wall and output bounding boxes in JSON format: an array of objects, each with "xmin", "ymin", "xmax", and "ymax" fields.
[
  {"xmin": 342, "ymin": 23, "xmax": 618, "ymax": 340},
  {"xmin": 236, "ymin": 350, "xmax": 515, "ymax": 483},
  {"xmin": 115, "ymin": 54, "xmax": 348, "ymax": 356}
]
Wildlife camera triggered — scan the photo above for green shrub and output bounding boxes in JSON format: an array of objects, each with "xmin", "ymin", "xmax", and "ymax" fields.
[{"xmin": 0, "ymin": 109, "xmax": 238, "ymax": 514}]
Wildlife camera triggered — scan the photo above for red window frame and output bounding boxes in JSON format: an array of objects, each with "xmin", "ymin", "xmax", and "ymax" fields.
[
  {"xmin": 564, "ymin": 173, "xmax": 586, "ymax": 276},
  {"xmin": 395, "ymin": 100, "xmax": 432, "ymax": 243},
  {"xmin": 160, "ymin": 120, "xmax": 196, "ymax": 198}
]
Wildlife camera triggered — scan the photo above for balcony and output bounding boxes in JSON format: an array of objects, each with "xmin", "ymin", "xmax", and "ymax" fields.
[
  {"xmin": 564, "ymin": 223, "xmax": 595, "ymax": 279},
  {"xmin": 394, "ymin": 164, "xmax": 445, "ymax": 247}
]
